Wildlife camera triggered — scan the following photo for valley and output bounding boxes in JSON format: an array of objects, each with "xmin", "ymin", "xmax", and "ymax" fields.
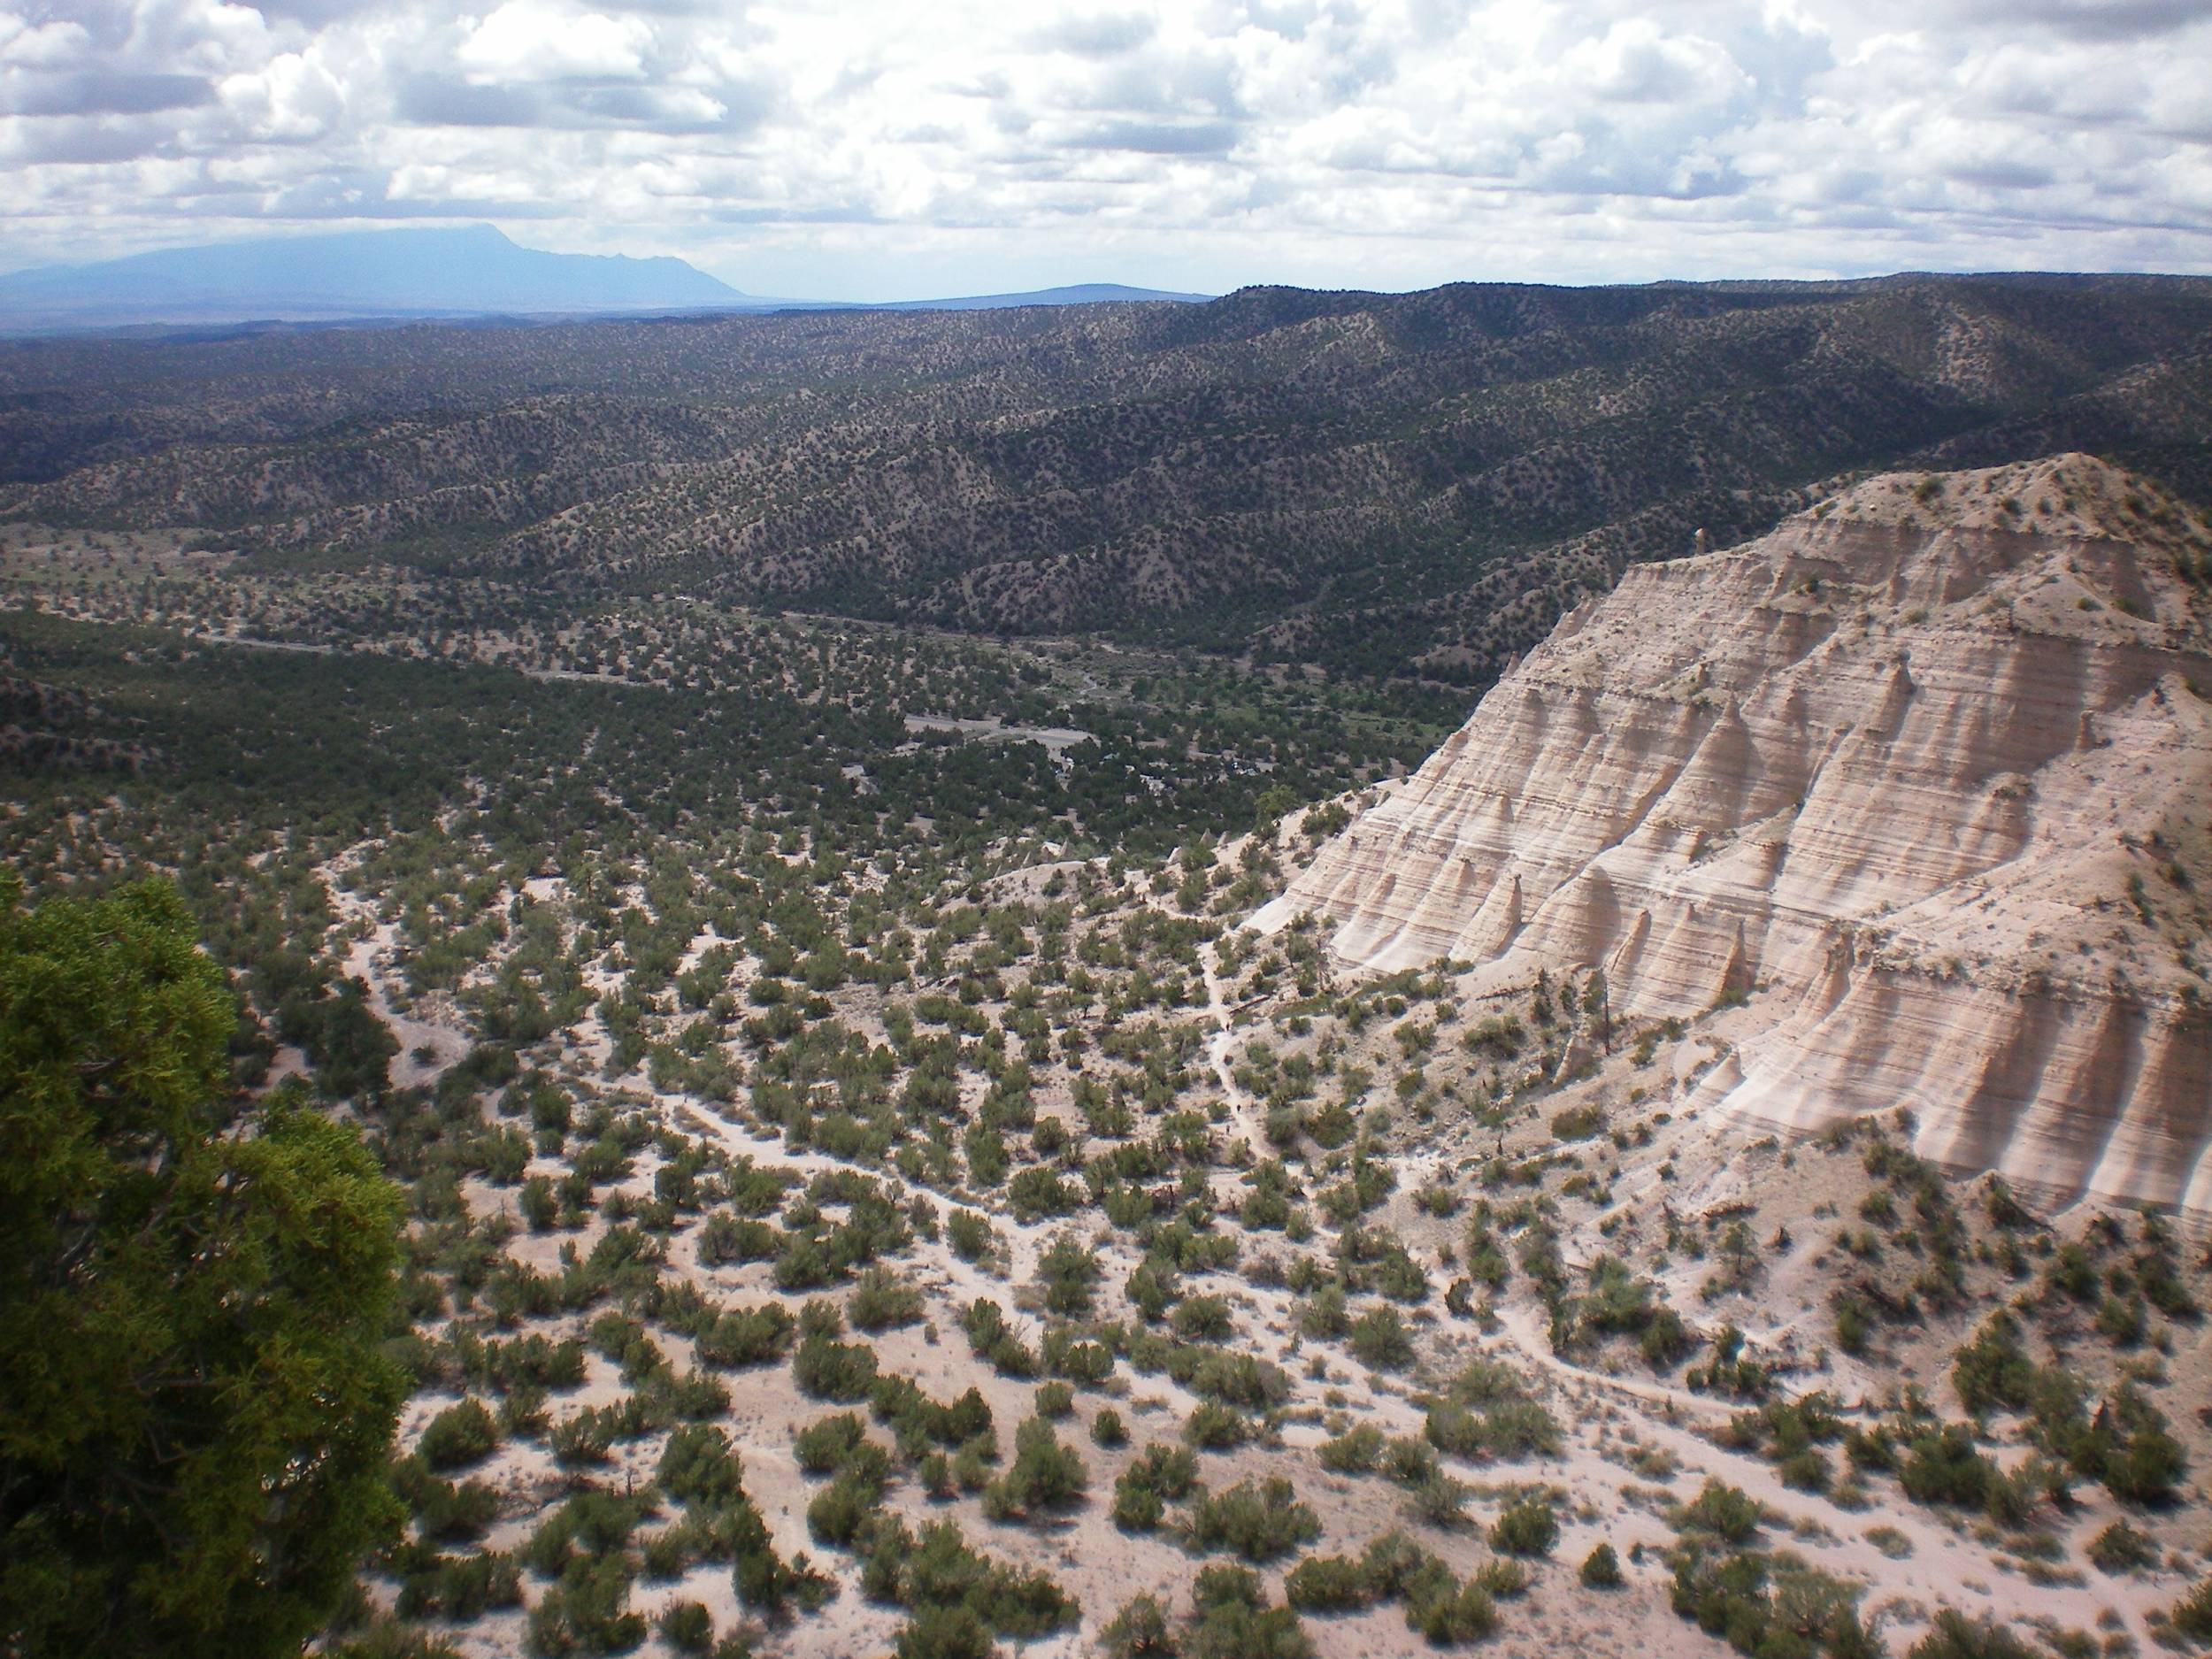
[{"xmin": 6, "ymin": 296, "xmax": 2212, "ymax": 1659}]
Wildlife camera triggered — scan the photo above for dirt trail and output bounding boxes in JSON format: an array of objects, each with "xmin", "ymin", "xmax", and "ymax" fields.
[{"xmin": 1198, "ymin": 938, "xmax": 1268, "ymax": 1162}]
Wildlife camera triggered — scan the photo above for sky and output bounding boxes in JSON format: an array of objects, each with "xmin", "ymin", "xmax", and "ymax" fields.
[{"xmin": 4, "ymin": 0, "xmax": 2210, "ymax": 300}]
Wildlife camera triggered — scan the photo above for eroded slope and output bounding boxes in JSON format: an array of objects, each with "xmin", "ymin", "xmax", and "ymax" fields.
[{"xmin": 1256, "ymin": 456, "xmax": 2212, "ymax": 1217}]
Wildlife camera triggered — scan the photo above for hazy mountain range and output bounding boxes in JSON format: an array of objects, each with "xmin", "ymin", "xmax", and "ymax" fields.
[{"xmin": 0, "ymin": 227, "xmax": 1209, "ymax": 332}]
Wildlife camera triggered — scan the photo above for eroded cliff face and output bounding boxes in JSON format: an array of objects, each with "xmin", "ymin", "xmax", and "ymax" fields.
[{"xmin": 1256, "ymin": 456, "xmax": 2212, "ymax": 1217}]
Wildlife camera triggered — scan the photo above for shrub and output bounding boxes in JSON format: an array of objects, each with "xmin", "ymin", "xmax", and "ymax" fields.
[
  {"xmin": 983, "ymin": 1417, "xmax": 1087, "ymax": 1522},
  {"xmin": 1111, "ymin": 1479, "xmax": 1165, "ymax": 1532},
  {"xmin": 2086, "ymin": 1520, "xmax": 2156, "ymax": 1573},
  {"xmin": 1182, "ymin": 1401, "xmax": 1249, "ymax": 1451},
  {"xmin": 659, "ymin": 1599, "xmax": 713, "ymax": 1653},
  {"xmin": 695, "ymin": 1303, "xmax": 794, "ymax": 1369},
  {"xmin": 2093, "ymin": 1385, "xmax": 2188, "ymax": 1505},
  {"xmin": 1833, "ymin": 1294, "xmax": 1872, "ymax": 1356},
  {"xmin": 794, "ymin": 1333, "xmax": 879, "ymax": 1402},
  {"xmin": 1099, "ymin": 1593, "xmax": 1177, "ymax": 1658},
  {"xmin": 1357, "ymin": 1531, "xmax": 1440, "ymax": 1598},
  {"xmin": 1899, "ymin": 1425, "xmax": 1998, "ymax": 1510},
  {"xmin": 1187, "ymin": 1566, "xmax": 1314, "ymax": 1659},
  {"xmin": 1348, "ymin": 1307, "xmax": 1415, "ymax": 1371},
  {"xmin": 1185, "ymin": 1478, "xmax": 1320, "ymax": 1563},
  {"xmin": 1318, "ymin": 1423, "xmax": 1384, "ymax": 1474},
  {"xmin": 1474, "ymin": 1558, "xmax": 1528, "ymax": 1599},
  {"xmin": 1907, "ymin": 1610, "xmax": 2039, "ymax": 1659},
  {"xmin": 1043, "ymin": 1328, "xmax": 1114, "ymax": 1386},
  {"xmin": 698, "ymin": 1214, "xmax": 778, "ymax": 1266},
  {"xmin": 1406, "ymin": 1575, "xmax": 1497, "ymax": 1644},
  {"xmin": 548, "ymin": 1409, "xmax": 616, "ymax": 1467},
  {"xmin": 919, "ymin": 1451, "xmax": 955, "ymax": 1500},
  {"xmin": 961, "ymin": 1298, "xmax": 1038, "ymax": 1378},
  {"xmin": 1407, "ymin": 1471, "xmax": 1473, "ymax": 1528},
  {"xmin": 1008, "ymin": 1168, "xmax": 1079, "ymax": 1222},
  {"xmin": 525, "ymin": 1554, "xmax": 646, "ymax": 1657},
  {"xmin": 1579, "ymin": 1542, "xmax": 1623, "ymax": 1587},
  {"xmin": 849, "ymin": 1267, "xmax": 926, "ymax": 1332},
  {"xmin": 658, "ymin": 1424, "xmax": 746, "ymax": 1509},
  {"xmin": 2170, "ymin": 1582, "xmax": 2212, "ymax": 1645},
  {"xmin": 520, "ymin": 1177, "xmax": 557, "ymax": 1231},
  {"xmin": 1284, "ymin": 1554, "xmax": 1369, "ymax": 1611},
  {"xmin": 1035, "ymin": 1381, "xmax": 1075, "ymax": 1420},
  {"xmin": 807, "ymin": 1469, "xmax": 885, "ymax": 1548},
  {"xmin": 1188, "ymin": 1351, "xmax": 1286, "ymax": 1410},
  {"xmin": 418, "ymin": 1399, "xmax": 501, "ymax": 1471},
  {"xmin": 1489, "ymin": 1498, "xmax": 1556, "ymax": 1556},
  {"xmin": 1035, "ymin": 1235, "xmax": 1102, "ymax": 1317},
  {"xmin": 1381, "ymin": 1437, "xmax": 1440, "ymax": 1487},
  {"xmin": 1425, "ymin": 1396, "xmax": 1559, "ymax": 1463},
  {"xmin": 894, "ymin": 1603, "xmax": 993, "ymax": 1659},
  {"xmin": 1091, "ymin": 1407, "xmax": 1127, "ymax": 1448},
  {"xmin": 434, "ymin": 1550, "xmax": 523, "ymax": 1620},
  {"xmin": 1129, "ymin": 1442, "xmax": 1200, "ymax": 1498},
  {"xmin": 1778, "ymin": 1448, "xmax": 1832, "ymax": 1494},
  {"xmin": 395, "ymin": 1461, "xmax": 500, "ymax": 1542},
  {"xmin": 947, "ymin": 1210, "xmax": 993, "ymax": 1262},
  {"xmin": 1674, "ymin": 1479, "xmax": 1760, "ymax": 1545},
  {"xmin": 795, "ymin": 1413, "xmax": 871, "ymax": 1476},
  {"xmin": 1172, "ymin": 1295, "xmax": 1236, "ymax": 1341},
  {"xmin": 1551, "ymin": 1103, "xmax": 1604, "ymax": 1141},
  {"xmin": 1952, "ymin": 1311, "xmax": 2038, "ymax": 1416}
]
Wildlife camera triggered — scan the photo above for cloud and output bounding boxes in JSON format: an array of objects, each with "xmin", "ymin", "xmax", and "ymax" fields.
[
  {"xmin": 393, "ymin": 73, "xmax": 546, "ymax": 127},
  {"xmin": 1064, "ymin": 118, "xmax": 1239, "ymax": 155},
  {"xmin": 1022, "ymin": 10, "xmax": 1150, "ymax": 58},
  {"xmin": 1933, "ymin": 0, "xmax": 2212, "ymax": 40},
  {"xmin": 0, "ymin": 17, "xmax": 96, "ymax": 67},
  {"xmin": 455, "ymin": 3, "xmax": 656, "ymax": 82},
  {"xmin": 1027, "ymin": 12, "xmax": 1154, "ymax": 58},
  {"xmin": 1566, "ymin": 20, "xmax": 1751, "ymax": 107},
  {"xmin": 219, "ymin": 51, "xmax": 343, "ymax": 139},
  {"xmin": 0, "ymin": 0, "xmax": 2205, "ymax": 295},
  {"xmin": 0, "ymin": 69, "xmax": 214, "ymax": 114}
]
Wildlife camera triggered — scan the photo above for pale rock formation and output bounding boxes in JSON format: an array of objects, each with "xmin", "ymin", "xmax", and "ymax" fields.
[{"xmin": 1255, "ymin": 456, "xmax": 2212, "ymax": 1217}]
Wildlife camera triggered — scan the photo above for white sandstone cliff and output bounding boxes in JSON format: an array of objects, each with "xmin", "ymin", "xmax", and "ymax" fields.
[{"xmin": 1255, "ymin": 456, "xmax": 2212, "ymax": 1217}]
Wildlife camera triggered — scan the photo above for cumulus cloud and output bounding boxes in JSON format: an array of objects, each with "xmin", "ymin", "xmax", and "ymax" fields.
[
  {"xmin": 456, "ymin": 2, "xmax": 655, "ymax": 82},
  {"xmin": 0, "ymin": 0, "xmax": 2207, "ymax": 296}
]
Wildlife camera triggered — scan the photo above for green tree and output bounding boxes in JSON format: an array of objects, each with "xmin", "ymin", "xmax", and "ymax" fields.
[{"xmin": 0, "ymin": 878, "xmax": 408, "ymax": 1659}]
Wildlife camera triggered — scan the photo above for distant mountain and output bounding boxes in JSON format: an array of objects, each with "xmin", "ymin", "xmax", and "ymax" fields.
[
  {"xmin": 0, "ymin": 227, "xmax": 746, "ymax": 330},
  {"xmin": 882, "ymin": 284, "xmax": 1210, "ymax": 311},
  {"xmin": 0, "ymin": 230, "xmax": 1212, "ymax": 332},
  {"xmin": 5, "ymin": 272, "xmax": 2208, "ymax": 682}
]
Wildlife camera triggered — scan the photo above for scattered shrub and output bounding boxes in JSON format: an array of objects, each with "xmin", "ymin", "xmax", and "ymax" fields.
[
  {"xmin": 1580, "ymin": 1542, "xmax": 1623, "ymax": 1587},
  {"xmin": 417, "ymin": 1399, "xmax": 501, "ymax": 1472},
  {"xmin": 1184, "ymin": 1478, "xmax": 1320, "ymax": 1563},
  {"xmin": 1489, "ymin": 1499, "xmax": 1556, "ymax": 1557}
]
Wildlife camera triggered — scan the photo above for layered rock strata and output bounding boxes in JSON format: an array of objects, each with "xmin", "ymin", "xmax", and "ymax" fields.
[{"xmin": 1255, "ymin": 456, "xmax": 2212, "ymax": 1217}]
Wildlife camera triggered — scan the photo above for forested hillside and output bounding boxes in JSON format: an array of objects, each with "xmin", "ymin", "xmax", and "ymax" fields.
[{"xmin": 6, "ymin": 273, "xmax": 2209, "ymax": 682}]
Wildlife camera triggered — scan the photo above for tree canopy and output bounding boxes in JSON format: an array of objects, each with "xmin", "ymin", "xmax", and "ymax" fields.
[{"xmin": 0, "ymin": 875, "xmax": 407, "ymax": 1659}]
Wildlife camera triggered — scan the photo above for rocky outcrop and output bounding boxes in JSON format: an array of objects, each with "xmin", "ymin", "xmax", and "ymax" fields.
[{"xmin": 1256, "ymin": 456, "xmax": 2212, "ymax": 1217}]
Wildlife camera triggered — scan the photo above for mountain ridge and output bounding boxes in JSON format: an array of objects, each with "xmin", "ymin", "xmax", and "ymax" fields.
[
  {"xmin": 0, "ymin": 227, "xmax": 1210, "ymax": 333},
  {"xmin": 0, "ymin": 226, "xmax": 742, "ymax": 328},
  {"xmin": 3, "ymin": 271, "xmax": 2209, "ymax": 683}
]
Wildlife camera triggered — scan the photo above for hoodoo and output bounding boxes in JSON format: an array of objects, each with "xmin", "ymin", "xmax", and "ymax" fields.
[{"xmin": 1256, "ymin": 455, "xmax": 2212, "ymax": 1218}]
